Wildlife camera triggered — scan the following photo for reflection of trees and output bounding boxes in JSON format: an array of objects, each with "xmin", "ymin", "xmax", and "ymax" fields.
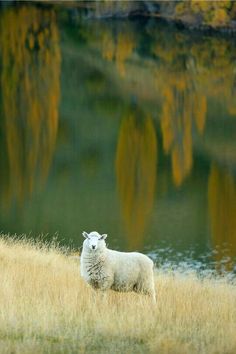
[
  {"xmin": 0, "ymin": 6, "xmax": 61, "ymax": 209},
  {"xmin": 153, "ymin": 31, "xmax": 236, "ymax": 113},
  {"xmin": 102, "ymin": 30, "xmax": 135, "ymax": 77},
  {"xmin": 152, "ymin": 35, "xmax": 208, "ymax": 187},
  {"xmin": 152, "ymin": 31, "xmax": 236, "ymax": 187},
  {"xmin": 161, "ymin": 77, "xmax": 206, "ymax": 187},
  {"xmin": 84, "ymin": 21, "xmax": 136, "ymax": 77},
  {"xmin": 116, "ymin": 106, "xmax": 157, "ymax": 249},
  {"xmin": 208, "ymin": 163, "xmax": 236, "ymax": 271},
  {"xmin": 84, "ymin": 21, "xmax": 236, "ymax": 191}
]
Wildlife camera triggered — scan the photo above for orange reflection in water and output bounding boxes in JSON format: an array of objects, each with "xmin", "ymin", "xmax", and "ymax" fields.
[
  {"xmin": 116, "ymin": 106, "xmax": 157, "ymax": 249},
  {"xmin": 160, "ymin": 78, "xmax": 207, "ymax": 187},
  {"xmin": 102, "ymin": 27, "xmax": 136, "ymax": 77},
  {"xmin": 89, "ymin": 20, "xmax": 236, "ymax": 193},
  {"xmin": 0, "ymin": 6, "xmax": 61, "ymax": 210},
  {"xmin": 152, "ymin": 32, "xmax": 236, "ymax": 188},
  {"xmin": 208, "ymin": 163, "xmax": 236, "ymax": 271},
  {"xmin": 89, "ymin": 20, "xmax": 236, "ymax": 190}
]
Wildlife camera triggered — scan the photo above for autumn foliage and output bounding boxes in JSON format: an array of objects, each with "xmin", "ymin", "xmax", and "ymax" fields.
[
  {"xmin": 175, "ymin": 0, "xmax": 234, "ymax": 27},
  {"xmin": 0, "ymin": 6, "xmax": 61, "ymax": 210},
  {"xmin": 116, "ymin": 107, "xmax": 157, "ymax": 249}
]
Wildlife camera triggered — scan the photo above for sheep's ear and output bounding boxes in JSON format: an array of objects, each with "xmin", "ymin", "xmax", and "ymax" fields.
[
  {"xmin": 82, "ymin": 231, "xmax": 89, "ymax": 239},
  {"xmin": 100, "ymin": 234, "xmax": 107, "ymax": 240}
]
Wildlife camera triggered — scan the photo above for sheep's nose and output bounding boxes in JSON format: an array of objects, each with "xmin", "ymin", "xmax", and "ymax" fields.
[{"xmin": 92, "ymin": 245, "xmax": 96, "ymax": 250}]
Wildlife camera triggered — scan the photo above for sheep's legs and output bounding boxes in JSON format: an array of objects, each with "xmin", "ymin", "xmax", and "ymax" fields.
[{"xmin": 144, "ymin": 288, "xmax": 156, "ymax": 304}]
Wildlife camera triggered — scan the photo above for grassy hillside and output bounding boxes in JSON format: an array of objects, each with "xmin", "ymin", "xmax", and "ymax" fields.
[{"xmin": 0, "ymin": 236, "xmax": 235, "ymax": 353}]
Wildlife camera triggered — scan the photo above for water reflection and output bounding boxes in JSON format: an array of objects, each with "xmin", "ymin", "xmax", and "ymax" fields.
[
  {"xmin": 82, "ymin": 20, "xmax": 137, "ymax": 78},
  {"xmin": 80, "ymin": 19, "xmax": 236, "ymax": 268},
  {"xmin": 151, "ymin": 31, "xmax": 236, "ymax": 187},
  {"xmin": 102, "ymin": 25, "xmax": 136, "ymax": 77},
  {"xmin": 88, "ymin": 20, "xmax": 236, "ymax": 187},
  {"xmin": 116, "ymin": 105, "xmax": 157, "ymax": 249},
  {"xmin": 0, "ymin": 6, "xmax": 61, "ymax": 210},
  {"xmin": 160, "ymin": 78, "xmax": 207, "ymax": 186},
  {"xmin": 0, "ymin": 6, "xmax": 236, "ymax": 271},
  {"xmin": 208, "ymin": 164, "xmax": 236, "ymax": 271}
]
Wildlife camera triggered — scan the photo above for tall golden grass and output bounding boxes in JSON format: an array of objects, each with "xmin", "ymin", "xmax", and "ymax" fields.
[{"xmin": 0, "ymin": 236, "xmax": 236, "ymax": 353}]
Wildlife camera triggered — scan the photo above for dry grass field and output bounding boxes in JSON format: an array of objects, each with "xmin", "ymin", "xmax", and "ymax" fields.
[{"xmin": 0, "ymin": 235, "xmax": 236, "ymax": 354}]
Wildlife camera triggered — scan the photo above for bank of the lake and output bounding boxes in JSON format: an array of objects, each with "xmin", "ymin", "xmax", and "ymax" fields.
[
  {"xmin": 0, "ymin": 236, "xmax": 235, "ymax": 354},
  {"xmin": 57, "ymin": 1, "xmax": 236, "ymax": 32}
]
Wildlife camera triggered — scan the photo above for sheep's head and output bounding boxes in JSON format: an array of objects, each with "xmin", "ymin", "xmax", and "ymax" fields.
[{"xmin": 82, "ymin": 231, "xmax": 107, "ymax": 251}]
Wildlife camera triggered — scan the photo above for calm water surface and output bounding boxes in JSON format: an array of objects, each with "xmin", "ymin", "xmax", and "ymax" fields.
[{"xmin": 0, "ymin": 4, "xmax": 236, "ymax": 272}]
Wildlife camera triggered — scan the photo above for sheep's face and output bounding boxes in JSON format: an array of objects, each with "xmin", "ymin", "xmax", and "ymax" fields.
[{"xmin": 82, "ymin": 231, "xmax": 107, "ymax": 252}]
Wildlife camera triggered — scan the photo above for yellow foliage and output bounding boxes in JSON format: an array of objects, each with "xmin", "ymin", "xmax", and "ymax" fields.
[
  {"xmin": 192, "ymin": 0, "xmax": 213, "ymax": 13},
  {"xmin": 208, "ymin": 164, "xmax": 236, "ymax": 271},
  {"xmin": 194, "ymin": 94, "xmax": 207, "ymax": 134},
  {"xmin": 116, "ymin": 33, "xmax": 135, "ymax": 77},
  {"xmin": 211, "ymin": 8, "xmax": 229, "ymax": 26},
  {"xmin": 152, "ymin": 30, "xmax": 236, "ymax": 187},
  {"xmin": 102, "ymin": 31, "xmax": 114, "ymax": 61},
  {"xmin": 171, "ymin": 146, "xmax": 184, "ymax": 187},
  {"xmin": 175, "ymin": 2, "xmax": 188, "ymax": 16},
  {"xmin": 160, "ymin": 76, "xmax": 205, "ymax": 187},
  {"xmin": 101, "ymin": 25, "xmax": 135, "ymax": 77},
  {"xmin": 176, "ymin": 0, "xmax": 231, "ymax": 27},
  {"xmin": 0, "ymin": 6, "xmax": 61, "ymax": 210},
  {"xmin": 190, "ymin": 0, "xmax": 232, "ymax": 27},
  {"xmin": 116, "ymin": 108, "xmax": 157, "ymax": 249}
]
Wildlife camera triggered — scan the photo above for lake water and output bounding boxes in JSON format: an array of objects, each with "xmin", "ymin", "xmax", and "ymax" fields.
[{"xmin": 0, "ymin": 4, "xmax": 236, "ymax": 273}]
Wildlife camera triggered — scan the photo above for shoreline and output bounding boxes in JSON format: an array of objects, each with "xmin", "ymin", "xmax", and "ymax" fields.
[{"xmin": 2, "ymin": 1, "xmax": 236, "ymax": 34}]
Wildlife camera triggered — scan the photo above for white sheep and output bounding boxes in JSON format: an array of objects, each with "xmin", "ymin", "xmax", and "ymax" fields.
[{"xmin": 80, "ymin": 231, "xmax": 156, "ymax": 302}]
